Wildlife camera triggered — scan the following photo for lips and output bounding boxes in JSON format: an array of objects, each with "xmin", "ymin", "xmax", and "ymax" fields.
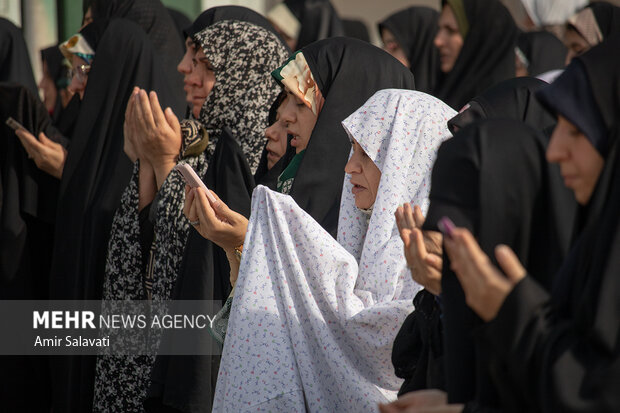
[
  {"xmin": 351, "ymin": 182, "xmax": 366, "ymax": 195},
  {"xmin": 288, "ymin": 130, "xmax": 301, "ymax": 147}
]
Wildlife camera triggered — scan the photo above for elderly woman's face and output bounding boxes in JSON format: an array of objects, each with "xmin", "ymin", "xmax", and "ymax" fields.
[
  {"xmin": 180, "ymin": 45, "xmax": 216, "ymax": 119},
  {"xmin": 344, "ymin": 139, "xmax": 382, "ymax": 210},
  {"xmin": 546, "ymin": 115, "xmax": 604, "ymax": 205}
]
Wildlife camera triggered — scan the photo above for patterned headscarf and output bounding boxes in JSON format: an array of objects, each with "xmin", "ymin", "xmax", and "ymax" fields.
[
  {"xmin": 339, "ymin": 89, "xmax": 456, "ymax": 303},
  {"xmin": 568, "ymin": 7, "xmax": 603, "ymax": 46},
  {"xmin": 193, "ymin": 20, "xmax": 290, "ymax": 172}
]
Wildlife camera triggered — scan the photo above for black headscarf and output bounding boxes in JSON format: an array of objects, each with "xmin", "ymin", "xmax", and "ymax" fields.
[
  {"xmin": 475, "ymin": 35, "xmax": 620, "ymax": 412},
  {"xmin": 40, "ymin": 46, "xmax": 67, "ymax": 90},
  {"xmin": 183, "ymin": 5, "xmax": 283, "ymax": 41},
  {"xmin": 423, "ymin": 119, "xmax": 576, "ymax": 409},
  {"xmin": 448, "ymin": 77, "xmax": 556, "ymax": 135},
  {"xmin": 287, "ymin": 0, "xmax": 346, "ymax": 49},
  {"xmin": 378, "ymin": 6, "xmax": 440, "ymax": 94},
  {"xmin": 85, "ymin": 0, "xmax": 184, "ymax": 93},
  {"xmin": 48, "ymin": 18, "xmax": 185, "ymax": 413},
  {"xmin": 342, "ymin": 19, "xmax": 370, "ymax": 42},
  {"xmin": 289, "ymin": 37, "xmax": 416, "ymax": 237},
  {"xmin": 434, "ymin": 0, "xmax": 518, "ymax": 110},
  {"xmin": 166, "ymin": 7, "xmax": 191, "ymax": 48},
  {"xmin": 0, "ymin": 17, "xmax": 37, "ymax": 95},
  {"xmin": 516, "ymin": 30, "xmax": 567, "ymax": 76}
]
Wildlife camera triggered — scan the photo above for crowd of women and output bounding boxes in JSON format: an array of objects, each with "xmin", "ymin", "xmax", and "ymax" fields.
[{"xmin": 0, "ymin": 0, "xmax": 619, "ymax": 412}]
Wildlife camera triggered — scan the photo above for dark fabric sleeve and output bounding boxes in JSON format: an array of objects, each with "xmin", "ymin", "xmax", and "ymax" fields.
[{"xmin": 479, "ymin": 276, "xmax": 620, "ymax": 413}]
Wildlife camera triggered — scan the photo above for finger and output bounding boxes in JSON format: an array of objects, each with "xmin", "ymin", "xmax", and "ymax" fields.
[
  {"xmin": 413, "ymin": 205, "xmax": 426, "ymax": 228},
  {"xmin": 495, "ymin": 245, "xmax": 526, "ymax": 283},
  {"xmin": 149, "ymin": 91, "xmax": 167, "ymax": 127},
  {"xmin": 38, "ymin": 132, "xmax": 57, "ymax": 147},
  {"xmin": 403, "ymin": 203, "xmax": 416, "ymax": 230},
  {"xmin": 137, "ymin": 89, "xmax": 155, "ymax": 128},
  {"xmin": 424, "ymin": 254, "xmax": 443, "ymax": 271},
  {"xmin": 195, "ymin": 187, "xmax": 219, "ymax": 227},
  {"xmin": 412, "ymin": 228, "xmax": 428, "ymax": 257},
  {"xmin": 399, "ymin": 228, "xmax": 412, "ymax": 246},
  {"xmin": 183, "ymin": 185, "xmax": 195, "ymax": 219},
  {"xmin": 164, "ymin": 107, "xmax": 181, "ymax": 135},
  {"xmin": 16, "ymin": 129, "xmax": 44, "ymax": 152},
  {"xmin": 395, "ymin": 205, "xmax": 404, "ymax": 231},
  {"xmin": 126, "ymin": 87, "xmax": 138, "ymax": 118}
]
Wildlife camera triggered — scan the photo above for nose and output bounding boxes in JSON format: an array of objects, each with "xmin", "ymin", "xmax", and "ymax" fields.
[
  {"xmin": 434, "ymin": 30, "xmax": 444, "ymax": 49},
  {"xmin": 344, "ymin": 150, "xmax": 361, "ymax": 175},
  {"xmin": 177, "ymin": 48, "xmax": 193, "ymax": 75},
  {"xmin": 265, "ymin": 121, "xmax": 281, "ymax": 142},
  {"xmin": 68, "ymin": 74, "xmax": 82, "ymax": 95},
  {"xmin": 546, "ymin": 122, "xmax": 568, "ymax": 164},
  {"xmin": 280, "ymin": 97, "xmax": 297, "ymax": 124}
]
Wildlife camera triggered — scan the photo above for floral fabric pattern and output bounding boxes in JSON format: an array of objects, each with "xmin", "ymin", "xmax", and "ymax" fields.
[
  {"xmin": 193, "ymin": 20, "xmax": 290, "ymax": 173},
  {"xmin": 213, "ymin": 90, "xmax": 456, "ymax": 412},
  {"xmin": 272, "ymin": 51, "xmax": 323, "ymax": 115}
]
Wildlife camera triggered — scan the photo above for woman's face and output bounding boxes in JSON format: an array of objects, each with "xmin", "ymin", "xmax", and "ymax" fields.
[
  {"xmin": 344, "ymin": 139, "xmax": 382, "ymax": 210},
  {"xmin": 177, "ymin": 37, "xmax": 197, "ymax": 105},
  {"xmin": 546, "ymin": 115, "xmax": 604, "ymax": 205},
  {"xmin": 279, "ymin": 90, "xmax": 318, "ymax": 153},
  {"xmin": 381, "ymin": 28, "xmax": 410, "ymax": 68},
  {"xmin": 38, "ymin": 60, "xmax": 57, "ymax": 112},
  {"xmin": 69, "ymin": 55, "xmax": 90, "ymax": 100},
  {"xmin": 265, "ymin": 95, "xmax": 290, "ymax": 170},
  {"xmin": 181, "ymin": 46, "xmax": 216, "ymax": 119},
  {"xmin": 564, "ymin": 27, "xmax": 590, "ymax": 66},
  {"xmin": 434, "ymin": 4, "xmax": 464, "ymax": 73}
]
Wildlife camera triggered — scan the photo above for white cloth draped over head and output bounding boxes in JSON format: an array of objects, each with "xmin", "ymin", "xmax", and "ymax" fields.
[
  {"xmin": 520, "ymin": 0, "xmax": 588, "ymax": 27},
  {"xmin": 213, "ymin": 89, "xmax": 456, "ymax": 412}
]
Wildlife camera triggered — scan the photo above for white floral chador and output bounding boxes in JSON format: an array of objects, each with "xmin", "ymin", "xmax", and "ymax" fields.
[{"xmin": 213, "ymin": 89, "xmax": 456, "ymax": 412}]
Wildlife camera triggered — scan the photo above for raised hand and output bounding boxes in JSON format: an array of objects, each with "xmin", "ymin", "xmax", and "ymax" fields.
[
  {"xmin": 443, "ymin": 227, "xmax": 526, "ymax": 321},
  {"xmin": 395, "ymin": 203, "xmax": 443, "ymax": 295}
]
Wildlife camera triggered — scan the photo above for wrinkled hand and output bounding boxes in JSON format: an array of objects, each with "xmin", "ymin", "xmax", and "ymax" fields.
[
  {"xmin": 123, "ymin": 86, "xmax": 139, "ymax": 162},
  {"xmin": 134, "ymin": 89, "xmax": 182, "ymax": 186},
  {"xmin": 15, "ymin": 129, "xmax": 67, "ymax": 179},
  {"xmin": 443, "ymin": 228, "xmax": 526, "ymax": 321},
  {"xmin": 395, "ymin": 204, "xmax": 443, "ymax": 295},
  {"xmin": 183, "ymin": 186, "xmax": 248, "ymax": 252},
  {"xmin": 378, "ymin": 389, "xmax": 464, "ymax": 413}
]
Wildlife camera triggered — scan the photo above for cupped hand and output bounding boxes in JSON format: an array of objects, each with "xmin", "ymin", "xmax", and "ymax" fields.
[
  {"xmin": 183, "ymin": 185, "xmax": 248, "ymax": 252},
  {"xmin": 15, "ymin": 129, "xmax": 67, "ymax": 179},
  {"xmin": 123, "ymin": 86, "xmax": 139, "ymax": 162},
  {"xmin": 395, "ymin": 203, "xmax": 443, "ymax": 295},
  {"xmin": 134, "ymin": 89, "xmax": 182, "ymax": 187},
  {"xmin": 443, "ymin": 227, "xmax": 526, "ymax": 321}
]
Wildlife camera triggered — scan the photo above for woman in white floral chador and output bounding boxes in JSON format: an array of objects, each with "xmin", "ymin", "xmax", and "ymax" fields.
[{"xmin": 207, "ymin": 89, "xmax": 455, "ymax": 412}]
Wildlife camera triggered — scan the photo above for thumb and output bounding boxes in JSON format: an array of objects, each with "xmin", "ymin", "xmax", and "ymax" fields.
[
  {"xmin": 38, "ymin": 132, "xmax": 53, "ymax": 145},
  {"xmin": 495, "ymin": 245, "xmax": 526, "ymax": 283}
]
